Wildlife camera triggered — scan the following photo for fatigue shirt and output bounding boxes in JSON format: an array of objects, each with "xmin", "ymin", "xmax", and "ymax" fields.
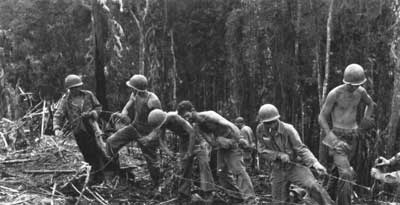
[
  {"xmin": 53, "ymin": 90, "xmax": 102, "ymax": 131},
  {"xmin": 256, "ymin": 120, "xmax": 317, "ymax": 168}
]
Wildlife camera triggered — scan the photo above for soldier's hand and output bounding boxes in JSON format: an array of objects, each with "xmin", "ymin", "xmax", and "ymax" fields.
[
  {"xmin": 313, "ymin": 162, "xmax": 327, "ymax": 175},
  {"xmin": 55, "ymin": 129, "xmax": 63, "ymax": 137},
  {"xmin": 375, "ymin": 156, "xmax": 390, "ymax": 166},
  {"xmin": 370, "ymin": 167, "xmax": 384, "ymax": 181},
  {"xmin": 138, "ymin": 136, "xmax": 151, "ymax": 146},
  {"xmin": 335, "ymin": 141, "xmax": 351, "ymax": 154},
  {"xmin": 238, "ymin": 138, "xmax": 249, "ymax": 149},
  {"xmin": 278, "ymin": 153, "xmax": 290, "ymax": 163},
  {"xmin": 82, "ymin": 110, "xmax": 98, "ymax": 119},
  {"xmin": 359, "ymin": 117, "xmax": 375, "ymax": 131}
]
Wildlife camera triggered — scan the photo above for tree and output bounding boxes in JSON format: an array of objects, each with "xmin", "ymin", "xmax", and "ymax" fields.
[{"xmin": 92, "ymin": 0, "xmax": 109, "ymax": 109}]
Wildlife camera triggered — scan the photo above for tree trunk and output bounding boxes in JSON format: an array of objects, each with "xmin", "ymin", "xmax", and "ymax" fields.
[
  {"xmin": 129, "ymin": 8, "xmax": 145, "ymax": 75},
  {"xmin": 169, "ymin": 29, "xmax": 177, "ymax": 109},
  {"xmin": 92, "ymin": 0, "xmax": 108, "ymax": 109},
  {"xmin": 226, "ymin": 10, "xmax": 241, "ymax": 117},
  {"xmin": 386, "ymin": 33, "xmax": 400, "ymax": 155},
  {"xmin": 322, "ymin": 0, "xmax": 334, "ymax": 101}
]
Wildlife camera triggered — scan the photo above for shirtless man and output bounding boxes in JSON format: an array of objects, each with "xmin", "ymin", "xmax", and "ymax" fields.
[
  {"xmin": 176, "ymin": 101, "xmax": 256, "ymax": 204},
  {"xmin": 105, "ymin": 74, "xmax": 162, "ymax": 188},
  {"xmin": 145, "ymin": 109, "xmax": 215, "ymax": 203},
  {"xmin": 319, "ymin": 64, "xmax": 375, "ymax": 205}
]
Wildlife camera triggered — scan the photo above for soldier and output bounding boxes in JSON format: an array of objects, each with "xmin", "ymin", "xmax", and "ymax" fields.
[
  {"xmin": 256, "ymin": 104, "xmax": 334, "ymax": 205},
  {"xmin": 319, "ymin": 64, "xmax": 375, "ymax": 204},
  {"xmin": 371, "ymin": 152, "xmax": 400, "ymax": 184},
  {"xmin": 53, "ymin": 74, "xmax": 108, "ymax": 184},
  {"xmin": 176, "ymin": 101, "xmax": 256, "ymax": 204},
  {"xmin": 234, "ymin": 117, "xmax": 258, "ymax": 171},
  {"xmin": 145, "ymin": 109, "xmax": 215, "ymax": 203},
  {"xmin": 105, "ymin": 74, "xmax": 162, "ymax": 189}
]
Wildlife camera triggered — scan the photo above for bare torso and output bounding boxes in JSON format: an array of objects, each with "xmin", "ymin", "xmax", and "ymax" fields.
[{"xmin": 331, "ymin": 85, "xmax": 362, "ymax": 129}]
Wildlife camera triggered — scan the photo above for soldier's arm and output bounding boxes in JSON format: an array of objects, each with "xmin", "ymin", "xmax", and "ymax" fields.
[
  {"xmin": 148, "ymin": 94, "xmax": 162, "ymax": 110},
  {"xmin": 177, "ymin": 116, "xmax": 196, "ymax": 156},
  {"xmin": 121, "ymin": 93, "xmax": 135, "ymax": 116},
  {"xmin": 247, "ymin": 127, "xmax": 256, "ymax": 147},
  {"xmin": 319, "ymin": 90, "xmax": 336, "ymax": 135},
  {"xmin": 158, "ymin": 128, "xmax": 174, "ymax": 157},
  {"xmin": 287, "ymin": 125, "xmax": 318, "ymax": 167},
  {"xmin": 88, "ymin": 91, "xmax": 102, "ymax": 114},
  {"xmin": 53, "ymin": 96, "xmax": 67, "ymax": 131},
  {"xmin": 361, "ymin": 88, "xmax": 375, "ymax": 119},
  {"xmin": 194, "ymin": 123, "xmax": 215, "ymax": 147}
]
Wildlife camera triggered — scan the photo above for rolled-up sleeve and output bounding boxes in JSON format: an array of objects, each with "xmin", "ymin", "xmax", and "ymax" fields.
[
  {"xmin": 286, "ymin": 124, "xmax": 318, "ymax": 167},
  {"xmin": 53, "ymin": 96, "xmax": 67, "ymax": 130}
]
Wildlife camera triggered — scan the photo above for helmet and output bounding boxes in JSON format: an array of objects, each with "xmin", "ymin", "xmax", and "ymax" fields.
[
  {"xmin": 343, "ymin": 64, "xmax": 366, "ymax": 85},
  {"xmin": 148, "ymin": 109, "xmax": 167, "ymax": 128},
  {"xmin": 126, "ymin": 74, "xmax": 148, "ymax": 91},
  {"xmin": 234, "ymin": 117, "xmax": 244, "ymax": 124},
  {"xmin": 65, "ymin": 74, "xmax": 83, "ymax": 89},
  {"xmin": 258, "ymin": 104, "xmax": 280, "ymax": 122}
]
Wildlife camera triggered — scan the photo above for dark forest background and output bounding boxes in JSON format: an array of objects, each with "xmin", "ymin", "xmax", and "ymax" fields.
[{"xmin": 1, "ymin": 0, "xmax": 400, "ymax": 187}]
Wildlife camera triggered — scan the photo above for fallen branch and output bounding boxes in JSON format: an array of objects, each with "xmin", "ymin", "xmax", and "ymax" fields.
[
  {"xmin": 159, "ymin": 197, "xmax": 178, "ymax": 205},
  {"xmin": 1, "ymin": 158, "xmax": 35, "ymax": 164},
  {"xmin": 51, "ymin": 183, "xmax": 57, "ymax": 205},
  {"xmin": 23, "ymin": 169, "xmax": 76, "ymax": 174},
  {"xmin": 70, "ymin": 183, "xmax": 92, "ymax": 203},
  {"xmin": 86, "ymin": 188, "xmax": 108, "ymax": 205},
  {"xmin": 0, "ymin": 132, "xmax": 8, "ymax": 148},
  {"xmin": 75, "ymin": 165, "xmax": 91, "ymax": 205},
  {"xmin": 4, "ymin": 199, "xmax": 31, "ymax": 205},
  {"xmin": 0, "ymin": 185, "xmax": 18, "ymax": 193}
]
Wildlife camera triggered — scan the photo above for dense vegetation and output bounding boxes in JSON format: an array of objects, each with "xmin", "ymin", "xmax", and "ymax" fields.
[{"xmin": 0, "ymin": 0, "xmax": 400, "ymax": 192}]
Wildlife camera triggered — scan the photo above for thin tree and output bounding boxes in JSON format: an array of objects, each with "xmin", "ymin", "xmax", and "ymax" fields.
[
  {"xmin": 92, "ymin": 0, "xmax": 109, "ymax": 109},
  {"xmin": 385, "ymin": 5, "xmax": 400, "ymax": 155}
]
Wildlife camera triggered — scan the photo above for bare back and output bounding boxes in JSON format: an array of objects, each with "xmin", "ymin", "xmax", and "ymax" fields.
[{"xmin": 196, "ymin": 111, "xmax": 241, "ymax": 140}]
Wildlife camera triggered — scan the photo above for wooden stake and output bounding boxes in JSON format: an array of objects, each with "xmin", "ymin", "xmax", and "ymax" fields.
[
  {"xmin": 41, "ymin": 100, "xmax": 46, "ymax": 138},
  {"xmin": 23, "ymin": 169, "xmax": 75, "ymax": 174},
  {"xmin": 0, "ymin": 158, "xmax": 35, "ymax": 164}
]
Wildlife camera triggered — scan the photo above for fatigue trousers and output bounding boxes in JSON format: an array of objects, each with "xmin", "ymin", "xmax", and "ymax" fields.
[
  {"xmin": 106, "ymin": 124, "xmax": 160, "ymax": 186},
  {"xmin": 271, "ymin": 164, "xmax": 334, "ymax": 205},
  {"xmin": 327, "ymin": 128, "xmax": 359, "ymax": 205},
  {"xmin": 73, "ymin": 118, "xmax": 109, "ymax": 182},
  {"xmin": 178, "ymin": 138, "xmax": 215, "ymax": 196},
  {"xmin": 217, "ymin": 148, "xmax": 255, "ymax": 201}
]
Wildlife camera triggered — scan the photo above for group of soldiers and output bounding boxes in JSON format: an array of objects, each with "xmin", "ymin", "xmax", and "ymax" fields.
[{"xmin": 52, "ymin": 63, "xmax": 382, "ymax": 204}]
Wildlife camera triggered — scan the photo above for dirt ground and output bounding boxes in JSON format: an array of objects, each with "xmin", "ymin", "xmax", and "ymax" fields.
[{"xmin": 0, "ymin": 131, "xmax": 396, "ymax": 205}]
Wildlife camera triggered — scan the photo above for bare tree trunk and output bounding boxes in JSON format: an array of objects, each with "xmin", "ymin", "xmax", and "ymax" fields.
[
  {"xmin": 129, "ymin": 9, "xmax": 145, "ymax": 75},
  {"xmin": 169, "ymin": 29, "xmax": 177, "ymax": 108},
  {"xmin": 322, "ymin": 0, "xmax": 334, "ymax": 101},
  {"xmin": 129, "ymin": 1, "xmax": 151, "ymax": 75},
  {"xmin": 92, "ymin": 0, "xmax": 108, "ymax": 109},
  {"xmin": 226, "ymin": 10, "xmax": 241, "ymax": 117},
  {"xmin": 386, "ymin": 28, "xmax": 400, "ymax": 155}
]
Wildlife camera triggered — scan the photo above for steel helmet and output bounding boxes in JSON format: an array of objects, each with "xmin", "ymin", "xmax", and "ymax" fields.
[
  {"xmin": 126, "ymin": 74, "xmax": 148, "ymax": 91},
  {"xmin": 258, "ymin": 104, "xmax": 280, "ymax": 122},
  {"xmin": 148, "ymin": 109, "xmax": 167, "ymax": 128},
  {"xmin": 343, "ymin": 64, "xmax": 366, "ymax": 85},
  {"xmin": 65, "ymin": 74, "xmax": 83, "ymax": 89}
]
